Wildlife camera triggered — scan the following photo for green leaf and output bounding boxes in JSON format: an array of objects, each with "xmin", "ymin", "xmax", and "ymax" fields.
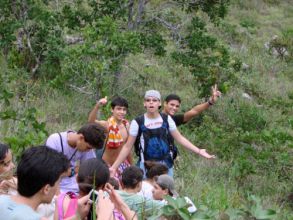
[
  {"xmin": 191, "ymin": 212, "xmax": 213, "ymax": 220},
  {"xmin": 164, "ymin": 195, "xmax": 178, "ymax": 208},
  {"xmin": 177, "ymin": 197, "xmax": 189, "ymax": 208},
  {"xmin": 178, "ymin": 208, "xmax": 191, "ymax": 220},
  {"xmin": 253, "ymin": 209, "xmax": 277, "ymax": 219}
]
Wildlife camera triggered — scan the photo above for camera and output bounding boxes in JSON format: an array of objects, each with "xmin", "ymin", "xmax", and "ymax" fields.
[
  {"xmin": 89, "ymin": 189, "xmax": 99, "ymax": 203},
  {"xmin": 88, "ymin": 189, "xmax": 109, "ymax": 203}
]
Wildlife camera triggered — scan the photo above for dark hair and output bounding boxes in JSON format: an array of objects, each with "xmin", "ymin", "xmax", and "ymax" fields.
[
  {"xmin": 0, "ymin": 143, "xmax": 9, "ymax": 161},
  {"xmin": 144, "ymin": 161, "xmax": 168, "ymax": 179},
  {"xmin": 77, "ymin": 123, "xmax": 106, "ymax": 149},
  {"xmin": 17, "ymin": 146, "xmax": 69, "ymax": 197},
  {"xmin": 165, "ymin": 94, "xmax": 181, "ymax": 104},
  {"xmin": 77, "ymin": 158, "xmax": 109, "ymax": 194},
  {"xmin": 111, "ymin": 96, "xmax": 128, "ymax": 109},
  {"xmin": 108, "ymin": 177, "xmax": 119, "ymax": 190},
  {"xmin": 121, "ymin": 166, "xmax": 143, "ymax": 189}
]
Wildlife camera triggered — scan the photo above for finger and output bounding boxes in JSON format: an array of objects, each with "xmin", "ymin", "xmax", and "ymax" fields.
[{"xmin": 80, "ymin": 194, "xmax": 90, "ymax": 203}]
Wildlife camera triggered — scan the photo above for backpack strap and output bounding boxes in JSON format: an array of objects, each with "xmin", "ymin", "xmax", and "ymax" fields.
[
  {"xmin": 160, "ymin": 113, "xmax": 177, "ymax": 161},
  {"xmin": 134, "ymin": 115, "xmax": 145, "ymax": 159},
  {"xmin": 57, "ymin": 132, "xmax": 64, "ymax": 154},
  {"xmin": 160, "ymin": 113, "xmax": 169, "ymax": 129},
  {"xmin": 57, "ymin": 131, "xmax": 78, "ymax": 159}
]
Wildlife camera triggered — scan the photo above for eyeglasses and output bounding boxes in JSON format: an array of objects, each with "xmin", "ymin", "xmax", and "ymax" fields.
[{"xmin": 145, "ymin": 98, "xmax": 159, "ymax": 102}]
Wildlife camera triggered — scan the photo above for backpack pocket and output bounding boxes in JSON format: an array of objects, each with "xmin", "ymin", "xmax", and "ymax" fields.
[{"xmin": 145, "ymin": 136, "xmax": 169, "ymax": 160}]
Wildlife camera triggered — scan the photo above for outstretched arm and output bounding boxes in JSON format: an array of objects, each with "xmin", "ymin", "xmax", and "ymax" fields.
[
  {"xmin": 171, "ymin": 129, "xmax": 215, "ymax": 159},
  {"xmin": 88, "ymin": 96, "xmax": 108, "ymax": 123},
  {"xmin": 110, "ymin": 135, "xmax": 136, "ymax": 176},
  {"xmin": 183, "ymin": 84, "xmax": 221, "ymax": 123}
]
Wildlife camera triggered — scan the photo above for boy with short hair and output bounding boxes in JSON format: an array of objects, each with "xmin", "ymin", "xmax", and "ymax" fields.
[
  {"xmin": 88, "ymin": 96, "xmax": 132, "ymax": 179},
  {"xmin": 0, "ymin": 146, "xmax": 69, "ymax": 220},
  {"xmin": 152, "ymin": 174, "xmax": 197, "ymax": 213},
  {"xmin": 110, "ymin": 90, "xmax": 215, "ymax": 177},
  {"xmin": 163, "ymin": 84, "xmax": 221, "ymax": 126},
  {"xmin": 46, "ymin": 123, "xmax": 106, "ymax": 193},
  {"xmin": 117, "ymin": 166, "xmax": 163, "ymax": 218}
]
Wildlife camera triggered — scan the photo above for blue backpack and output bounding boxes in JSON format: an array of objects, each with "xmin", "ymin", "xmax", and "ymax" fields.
[{"xmin": 134, "ymin": 113, "xmax": 177, "ymax": 166}]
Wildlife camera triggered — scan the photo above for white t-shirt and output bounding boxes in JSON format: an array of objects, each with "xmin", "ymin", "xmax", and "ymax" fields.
[
  {"xmin": 138, "ymin": 181, "xmax": 154, "ymax": 200},
  {"xmin": 129, "ymin": 114, "xmax": 177, "ymax": 161}
]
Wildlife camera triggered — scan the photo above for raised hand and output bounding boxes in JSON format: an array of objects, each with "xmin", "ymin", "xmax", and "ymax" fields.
[
  {"xmin": 97, "ymin": 96, "xmax": 108, "ymax": 106},
  {"xmin": 96, "ymin": 190, "xmax": 114, "ymax": 220},
  {"xmin": 77, "ymin": 194, "xmax": 92, "ymax": 219},
  {"xmin": 210, "ymin": 84, "xmax": 221, "ymax": 104},
  {"xmin": 109, "ymin": 166, "xmax": 116, "ymax": 178}
]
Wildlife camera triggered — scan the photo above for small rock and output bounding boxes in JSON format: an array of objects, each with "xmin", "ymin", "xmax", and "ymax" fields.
[{"xmin": 242, "ymin": 93, "xmax": 252, "ymax": 100}]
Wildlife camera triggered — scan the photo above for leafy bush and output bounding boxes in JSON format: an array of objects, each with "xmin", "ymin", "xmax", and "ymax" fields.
[{"xmin": 0, "ymin": 71, "xmax": 47, "ymax": 160}]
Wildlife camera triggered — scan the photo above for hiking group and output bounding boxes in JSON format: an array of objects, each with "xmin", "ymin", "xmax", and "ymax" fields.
[{"xmin": 0, "ymin": 86, "xmax": 221, "ymax": 220}]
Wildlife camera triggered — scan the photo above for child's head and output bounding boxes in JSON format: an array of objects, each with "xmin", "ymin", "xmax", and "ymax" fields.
[
  {"xmin": 17, "ymin": 146, "xmax": 69, "ymax": 203},
  {"xmin": 152, "ymin": 174, "xmax": 178, "ymax": 200},
  {"xmin": 121, "ymin": 166, "xmax": 143, "ymax": 191},
  {"xmin": 77, "ymin": 158, "xmax": 109, "ymax": 195},
  {"xmin": 144, "ymin": 161, "xmax": 168, "ymax": 180},
  {"xmin": 108, "ymin": 177, "xmax": 120, "ymax": 190},
  {"xmin": 77, "ymin": 123, "xmax": 106, "ymax": 151},
  {"xmin": 0, "ymin": 143, "xmax": 15, "ymax": 180}
]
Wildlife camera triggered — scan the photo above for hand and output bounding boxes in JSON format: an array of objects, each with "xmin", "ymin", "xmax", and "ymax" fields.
[
  {"xmin": 198, "ymin": 149, "xmax": 216, "ymax": 159},
  {"xmin": 77, "ymin": 194, "xmax": 92, "ymax": 219},
  {"xmin": 97, "ymin": 96, "xmax": 108, "ymax": 107},
  {"xmin": 109, "ymin": 166, "xmax": 116, "ymax": 178},
  {"xmin": 104, "ymin": 183, "xmax": 124, "ymax": 208},
  {"xmin": 209, "ymin": 84, "xmax": 221, "ymax": 104},
  {"xmin": 0, "ymin": 178, "xmax": 17, "ymax": 194},
  {"xmin": 104, "ymin": 183, "xmax": 137, "ymax": 220},
  {"xmin": 96, "ymin": 190, "xmax": 114, "ymax": 220}
]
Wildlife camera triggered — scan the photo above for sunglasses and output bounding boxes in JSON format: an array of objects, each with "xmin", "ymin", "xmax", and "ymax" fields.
[{"xmin": 145, "ymin": 98, "xmax": 159, "ymax": 102}]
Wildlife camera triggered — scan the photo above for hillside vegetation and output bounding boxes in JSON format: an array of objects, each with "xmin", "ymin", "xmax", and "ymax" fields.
[{"xmin": 0, "ymin": 0, "xmax": 292, "ymax": 219}]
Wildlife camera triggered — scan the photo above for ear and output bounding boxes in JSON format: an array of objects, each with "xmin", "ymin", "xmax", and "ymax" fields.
[
  {"xmin": 78, "ymin": 134, "xmax": 85, "ymax": 141},
  {"xmin": 42, "ymin": 184, "xmax": 51, "ymax": 195},
  {"xmin": 136, "ymin": 181, "xmax": 142, "ymax": 192},
  {"xmin": 163, "ymin": 188, "xmax": 169, "ymax": 196}
]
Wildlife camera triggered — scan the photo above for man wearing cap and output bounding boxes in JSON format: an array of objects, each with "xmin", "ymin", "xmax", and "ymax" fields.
[
  {"xmin": 110, "ymin": 90, "xmax": 215, "ymax": 177},
  {"xmin": 163, "ymin": 84, "xmax": 221, "ymax": 126}
]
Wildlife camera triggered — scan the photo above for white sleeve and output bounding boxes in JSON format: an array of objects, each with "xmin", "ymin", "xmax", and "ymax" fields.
[
  {"xmin": 129, "ymin": 119, "xmax": 139, "ymax": 137},
  {"xmin": 167, "ymin": 115, "xmax": 177, "ymax": 132}
]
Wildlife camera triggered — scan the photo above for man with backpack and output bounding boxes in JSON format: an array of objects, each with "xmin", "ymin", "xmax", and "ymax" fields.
[
  {"xmin": 110, "ymin": 90, "xmax": 215, "ymax": 177},
  {"xmin": 163, "ymin": 84, "xmax": 221, "ymax": 126}
]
